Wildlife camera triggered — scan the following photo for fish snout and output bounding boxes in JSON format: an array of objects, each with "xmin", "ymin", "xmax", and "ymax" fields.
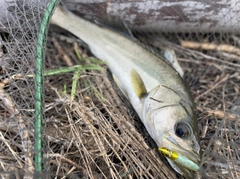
[{"xmin": 160, "ymin": 134, "xmax": 201, "ymax": 176}]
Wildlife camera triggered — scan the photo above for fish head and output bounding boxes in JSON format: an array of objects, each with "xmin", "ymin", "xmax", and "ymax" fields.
[{"xmin": 142, "ymin": 85, "xmax": 200, "ymax": 177}]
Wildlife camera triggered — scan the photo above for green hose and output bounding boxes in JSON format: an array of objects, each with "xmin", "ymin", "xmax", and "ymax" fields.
[{"xmin": 34, "ymin": 0, "xmax": 59, "ymax": 175}]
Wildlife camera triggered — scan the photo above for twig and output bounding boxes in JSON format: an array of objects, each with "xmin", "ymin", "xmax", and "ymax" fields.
[
  {"xmin": 0, "ymin": 83, "xmax": 34, "ymax": 177},
  {"xmin": 0, "ymin": 35, "xmax": 3, "ymax": 57},
  {"xmin": 200, "ymin": 118, "xmax": 209, "ymax": 139},
  {"xmin": 180, "ymin": 40, "xmax": 240, "ymax": 56},
  {"xmin": 204, "ymin": 161, "xmax": 240, "ymax": 172},
  {"xmin": 197, "ymin": 107, "xmax": 239, "ymax": 120},
  {"xmin": 217, "ymin": 51, "xmax": 240, "ymax": 62},
  {"xmin": 47, "ymin": 153, "xmax": 84, "ymax": 170},
  {"xmin": 230, "ymin": 35, "xmax": 240, "ymax": 47},
  {"xmin": 60, "ymin": 166, "xmax": 76, "ymax": 179},
  {"xmin": 195, "ymin": 74, "xmax": 229, "ymax": 100},
  {"xmin": 1, "ymin": 74, "xmax": 23, "ymax": 85},
  {"xmin": 0, "ymin": 132, "xmax": 23, "ymax": 167},
  {"xmin": 144, "ymin": 36, "xmax": 240, "ymax": 69},
  {"xmin": 52, "ymin": 37, "xmax": 73, "ymax": 66}
]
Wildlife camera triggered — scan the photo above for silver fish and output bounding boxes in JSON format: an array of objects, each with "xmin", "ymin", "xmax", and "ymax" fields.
[{"xmin": 51, "ymin": 5, "xmax": 200, "ymax": 178}]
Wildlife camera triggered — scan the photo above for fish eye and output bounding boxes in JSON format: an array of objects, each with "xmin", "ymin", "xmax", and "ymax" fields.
[{"xmin": 175, "ymin": 123, "xmax": 191, "ymax": 139}]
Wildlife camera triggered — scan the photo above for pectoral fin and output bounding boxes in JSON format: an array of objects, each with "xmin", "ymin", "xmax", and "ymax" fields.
[{"xmin": 130, "ymin": 69, "xmax": 147, "ymax": 99}]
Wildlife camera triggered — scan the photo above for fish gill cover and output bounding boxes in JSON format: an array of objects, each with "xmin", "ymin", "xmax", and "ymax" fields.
[{"xmin": 0, "ymin": 0, "xmax": 239, "ymax": 178}]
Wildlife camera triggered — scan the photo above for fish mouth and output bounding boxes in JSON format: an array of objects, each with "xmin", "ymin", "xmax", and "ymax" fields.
[{"xmin": 159, "ymin": 134, "xmax": 200, "ymax": 176}]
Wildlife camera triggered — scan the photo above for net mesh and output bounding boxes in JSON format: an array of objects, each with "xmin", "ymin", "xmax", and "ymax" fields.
[{"xmin": 0, "ymin": 0, "xmax": 240, "ymax": 178}]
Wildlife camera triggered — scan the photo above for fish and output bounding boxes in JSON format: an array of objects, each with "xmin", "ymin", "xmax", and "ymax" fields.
[{"xmin": 51, "ymin": 5, "xmax": 201, "ymax": 178}]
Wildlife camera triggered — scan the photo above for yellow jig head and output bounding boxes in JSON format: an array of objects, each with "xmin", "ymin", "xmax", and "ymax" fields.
[{"xmin": 158, "ymin": 147, "xmax": 199, "ymax": 172}]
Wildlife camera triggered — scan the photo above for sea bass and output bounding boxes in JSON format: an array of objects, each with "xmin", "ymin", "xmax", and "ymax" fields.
[{"xmin": 51, "ymin": 5, "xmax": 200, "ymax": 178}]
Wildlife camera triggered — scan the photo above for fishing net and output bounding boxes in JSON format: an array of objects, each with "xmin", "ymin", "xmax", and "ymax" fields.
[{"xmin": 0, "ymin": 0, "xmax": 239, "ymax": 178}]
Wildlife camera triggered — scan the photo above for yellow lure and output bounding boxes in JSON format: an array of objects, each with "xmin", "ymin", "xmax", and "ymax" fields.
[{"xmin": 158, "ymin": 147, "xmax": 199, "ymax": 172}]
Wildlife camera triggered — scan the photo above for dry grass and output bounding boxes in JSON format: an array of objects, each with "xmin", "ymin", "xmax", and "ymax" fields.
[{"xmin": 0, "ymin": 29, "xmax": 240, "ymax": 179}]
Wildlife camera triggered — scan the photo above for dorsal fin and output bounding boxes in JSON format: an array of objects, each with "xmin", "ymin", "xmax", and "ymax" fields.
[
  {"xmin": 96, "ymin": 17, "xmax": 176, "ymax": 69},
  {"xmin": 142, "ymin": 42, "xmax": 172, "ymax": 65},
  {"xmin": 95, "ymin": 16, "xmax": 136, "ymax": 40},
  {"xmin": 133, "ymin": 33, "xmax": 176, "ymax": 67},
  {"xmin": 138, "ymin": 40, "xmax": 174, "ymax": 67}
]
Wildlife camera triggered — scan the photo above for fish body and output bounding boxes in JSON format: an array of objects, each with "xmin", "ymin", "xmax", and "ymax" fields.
[{"xmin": 51, "ymin": 6, "xmax": 200, "ymax": 178}]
